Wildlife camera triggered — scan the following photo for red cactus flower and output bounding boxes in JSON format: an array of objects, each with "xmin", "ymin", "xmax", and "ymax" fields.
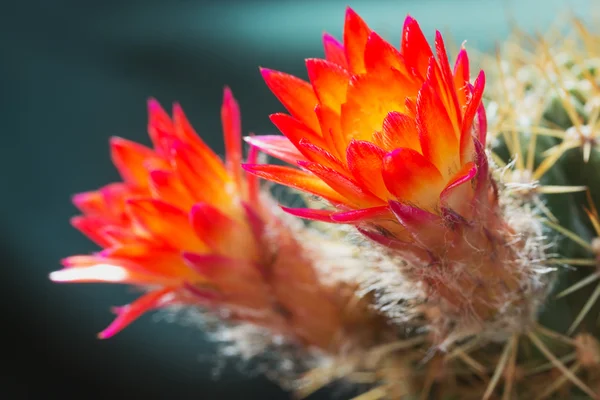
[
  {"xmin": 50, "ymin": 89, "xmax": 358, "ymax": 349},
  {"xmin": 243, "ymin": 9, "xmax": 538, "ymax": 327},
  {"xmin": 243, "ymin": 8, "xmax": 488, "ymax": 239}
]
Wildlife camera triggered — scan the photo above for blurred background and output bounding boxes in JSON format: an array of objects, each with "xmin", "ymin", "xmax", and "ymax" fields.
[{"xmin": 2, "ymin": 0, "xmax": 595, "ymax": 398}]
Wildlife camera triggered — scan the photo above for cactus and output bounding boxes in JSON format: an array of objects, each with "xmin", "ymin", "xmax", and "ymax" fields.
[{"xmin": 51, "ymin": 7, "xmax": 600, "ymax": 400}]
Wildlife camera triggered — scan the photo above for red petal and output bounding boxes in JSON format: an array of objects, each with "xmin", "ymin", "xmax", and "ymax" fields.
[
  {"xmin": 305, "ymin": 58, "xmax": 349, "ymax": 111},
  {"xmin": 189, "ymin": 202, "xmax": 238, "ymax": 252},
  {"xmin": 343, "ymin": 7, "xmax": 371, "ymax": 74},
  {"xmin": 298, "ymin": 161, "xmax": 384, "ymax": 207},
  {"xmin": 71, "ymin": 216, "xmax": 114, "ymax": 248},
  {"xmin": 269, "ymin": 113, "xmax": 327, "ymax": 151},
  {"xmin": 460, "ymin": 71, "xmax": 486, "ymax": 163},
  {"xmin": 98, "ymin": 288, "xmax": 176, "ymax": 339},
  {"xmin": 382, "ymin": 147, "xmax": 445, "ymax": 208},
  {"xmin": 172, "ymin": 104, "xmax": 231, "ymax": 183},
  {"xmin": 221, "ymin": 87, "xmax": 243, "ymax": 187},
  {"xmin": 126, "ymin": 198, "xmax": 205, "ymax": 251},
  {"xmin": 453, "ymin": 47, "xmax": 470, "ymax": 107},
  {"xmin": 440, "ymin": 161, "xmax": 477, "ymax": 216},
  {"xmin": 280, "ymin": 206, "xmax": 336, "ymax": 222},
  {"xmin": 244, "ymin": 135, "xmax": 307, "ymax": 165},
  {"xmin": 416, "ymin": 80, "xmax": 459, "ymax": 175},
  {"xmin": 241, "ymin": 164, "xmax": 348, "ymax": 204},
  {"xmin": 315, "ymin": 104, "xmax": 346, "ymax": 160},
  {"xmin": 147, "ymin": 99, "xmax": 174, "ymax": 154},
  {"xmin": 401, "ymin": 15, "xmax": 433, "ymax": 78},
  {"xmin": 169, "ymin": 140, "xmax": 230, "ymax": 205},
  {"xmin": 330, "ymin": 206, "xmax": 390, "ymax": 222},
  {"xmin": 148, "ymin": 169, "xmax": 195, "ymax": 210},
  {"xmin": 110, "ymin": 137, "xmax": 156, "ymax": 188},
  {"xmin": 376, "ymin": 111, "xmax": 421, "ymax": 152},
  {"xmin": 346, "ymin": 140, "xmax": 389, "ymax": 200},
  {"xmin": 364, "ymin": 32, "xmax": 408, "ymax": 76},
  {"xmin": 322, "ymin": 33, "xmax": 349, "ymax": 69},
  {"xmin": 261, "ymin": 68, "xmax": 321, "ymax": 134},
  {"xmin": 341, "ymin": 69, "xmax": 421, "ymax": 143},
  {"xmin": 434, "ymin": 31, "xmax": 462, "ymax": 130},
  {"xmin": 297, "ymin": 138, "xmax": 348, "ymax": 174}
]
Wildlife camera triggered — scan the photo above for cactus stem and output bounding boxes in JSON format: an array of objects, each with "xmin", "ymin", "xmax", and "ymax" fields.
[
  {"xmin": 482, "ymin": 334, "xmax": 516, "ymax": 400},
  {"xmin": 568, "ymin": 283, "xmax": 600, "ymax": 334},
  {"xmin": 350, "ymin": 386, "xmax": 388, "ymax": 400},
  {"xmin": 548, "ymin": 258, "xmax": 598, "ymax": 266},
  {"xmin": 542, "ymin": 218, "xmax": 594, "ymax": 251},
  {"xmin": 535, "ymin": 362, "xmax": 583, "ymax": 400},
  {"xmin": 556, "ymin": 272, "xmax": 600, "ymax": 298},
  {"xmin": 527, "ymin": 331, "xmax": 598, "ymax": 399}
]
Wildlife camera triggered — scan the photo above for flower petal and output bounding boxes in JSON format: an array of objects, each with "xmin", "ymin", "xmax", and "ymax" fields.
[
  {"xmin": 401, "ymin": 15, "xmax": 433, "ymax": 78},
  {"xmin": 221, "ymin": 86, "xmax": 243, "ymax": 188},
  {"xmin": 110, "ymin": 137, "xmax": 156, "ymax": 188},
  {"xmin": 346, "ymin": 140, "xmax": 389, "ymax": 200},
  {"xmin": 244, "ymin": 135, "xmax": 308, "ymax": 165},
  {"xmin": 416, "ymin": 80, "xmax": 459, "ymax": 176},
  {"xmin": 242, "ymin": 164, "xmax": 348, "ymax": 204},
  {"xmin": 376, "ymin": 111, "xmax": 421, "ymax": 152},
  {"xmin": 98, "ymin": 288, "xmax": 177, "ymax": 339},
  {"xmin": 343, "ymin": 7, "xmax": 371, "ymax": 74},
  {"xmin": 298, "ymin": 161, "xmax": 384, "ymax": 207},
  {"xmin": 306, "ymin": 58, "xmax": 349, "ymax": 111},
  {"xmin": 322, "ymin": 33, "xmax": 349, "ymax": 69},
  {"xmin": 382, "ymin": 147, "xmax": 445, "ymax": 208},
  {"xmin": 261, "ymin": 68, "xmax": 321, "ymax": 134}
]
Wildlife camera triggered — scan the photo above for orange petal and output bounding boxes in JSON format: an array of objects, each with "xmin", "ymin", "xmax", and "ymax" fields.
[
  {"xmin": 71, "ymin": 216, "xmax": 115, "ymax": 248},
  {"xmin": 401, "ymin": 15, "xmax": 433, "ymax": 78},
  {"xmin": 460, "ymin": 71, "xmax": 485, "ymax": 164},
  {"xmin": 416, "ymin": 81, "xmax": 459, "ymax": 176},
  {"xmin": 453, "ymin": 47, "xmax": 470, "ymax": 108},
  {"xmin": 322, "ymin": 33, "xmax": 349, "ymax": 69},
  {"xmin": 306, "ymin": 58, "xmax": 349, "ymax": 111},
  {"xmin": 375, "ymin": 111, "xmax": 421, "ymax": 152},
  {"xmin": 125, "ymin": 198, "xmax": 204, "ymax": 251},
  {"xmin": 244, "ymin": 135, "xmax": 308, "ymax": 165},
  {"xmin": 296, "ymin": 138, "xmax": 348, "ymax": 175},
  {"xmin": 148, "ymin": 169, "xmax": 195, "ymax": 210},
  {"xmin": 434, "ymin": 31, "xmax": 462, "ymax": 130},
  {"xmin": 343, "ymin": 7, "xmax": 371, "ymax": 74},
  {"xmin": 110, "ymin": 137, "xmax": 157, "ymax": 188},
  {"xmin": 147, "ymin": 99, "xmax": 174, "ymax": 154},
  {"xmin": 101, "ymin": 245, "xmax": 198, "ymax": 279},
  {"xmin": 221, "ymin": 86, "xmax": 243, "ymax": 187},
  {"xmin": 242, "ymin": 164, "xmax": 348, "ymax": 204},
  {"xmin": 315, "ymin": 104, "xmax": 346, "ymax": 160},
  {"xmin": 298, "ymin": 161, "xmax": 384, "ymax": 207},
  {"xmin": 346, "ymin": 140, "xmax": 389, "ymax": 200},
  {"xmin": 172, "ymin": 104, "xmax": 231, "ymax": 183},
  {"xmin": 169, "ymin": 140, "xmax": 231, "ymax": 205},
  {"xmin": 364, "ymin": 32, "xmax": 408, "ymax": 76},
  {"xmin": 98, "ymin": 287, "xmax": 177, "ymax": 339},
  {"xmin": 261, "ymin": 68, "xmax": 321, "ymax": 134},
  {"xmin": 190, "ymin": 202, "xmax": 240, "ymax": 253},
  {"xmin": 341, "ymin": 69, "xmax": 421, "ymax": 144},
  {"xmin": 440, "ymin": 161, "xmax": 477, "ymax": 216},
  {"xmin": 269, "ymin": 113, "xmax": 327, "ymax": 151},
  {"xmin": 382, "ymin": 147, "xmax": 445, "ymax": 208}
]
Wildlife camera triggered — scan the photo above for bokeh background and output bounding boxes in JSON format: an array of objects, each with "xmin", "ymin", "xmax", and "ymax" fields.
[{"xmin": 3, "ymin": 0, "xmax": 595, "ymax": 398}]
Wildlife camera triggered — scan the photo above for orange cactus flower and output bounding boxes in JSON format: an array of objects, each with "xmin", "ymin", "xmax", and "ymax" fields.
[
  {"xmin": 243, "ymin": 9, "xmax": 541, "ymax": 328},
  {"xmin": 50, "ymin": 89, "xmax": 363, "ymax": 350},
  {"xmin": 243, "ymin": 8, "xmax": 487, "ymax": 236}
]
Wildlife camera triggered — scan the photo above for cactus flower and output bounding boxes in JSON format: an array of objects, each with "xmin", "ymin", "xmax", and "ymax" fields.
[
  {"xmin": 244, "ymin": 8, "xmax": 547, "ymax": 333},
  {"xmin": 50, "ymin": 89, "xmax": 369, "ymax": 350}
]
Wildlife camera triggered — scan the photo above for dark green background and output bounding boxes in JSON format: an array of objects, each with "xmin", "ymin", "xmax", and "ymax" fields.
[{"xmin": 2, "ymin": 0, "xmax": 593, "ymax": 398}]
